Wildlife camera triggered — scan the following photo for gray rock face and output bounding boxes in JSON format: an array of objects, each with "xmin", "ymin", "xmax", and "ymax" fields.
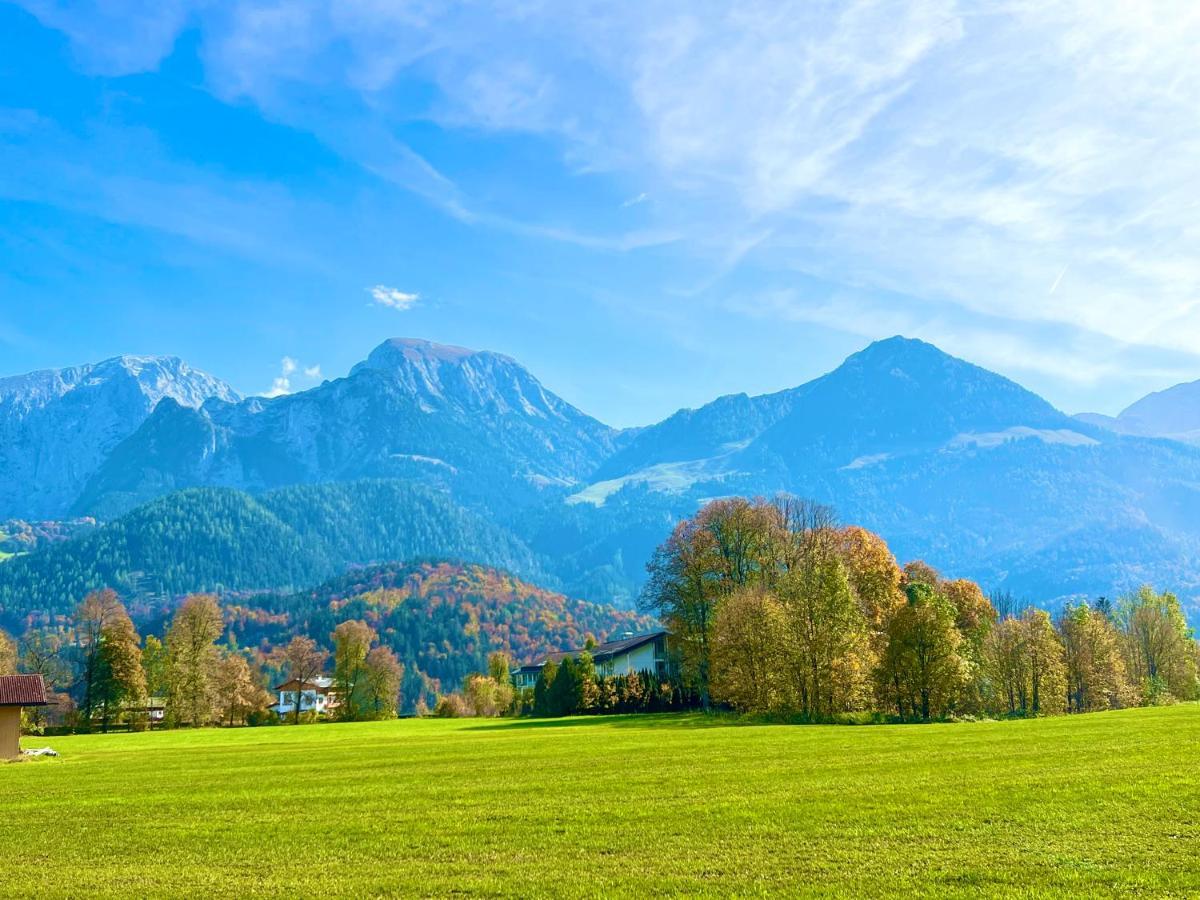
[
  {"xmin": 74, "ymin": 339, "xmax": 617, "ymax": 517},
  {"xmin": 0, "ymin": 356, "xmax": 238, "ymax": 518}
]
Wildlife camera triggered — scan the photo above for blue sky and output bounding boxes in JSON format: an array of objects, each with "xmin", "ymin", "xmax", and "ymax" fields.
[{"xmin": 3, "ymin": 1, "xmax": 1200, "ymax": 427}]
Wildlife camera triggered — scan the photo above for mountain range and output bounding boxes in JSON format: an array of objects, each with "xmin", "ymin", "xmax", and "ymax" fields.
[
  {"xmin": 3, "ymin": 335, "xmax": 1200, "ymax": 623},
  {"xmin": 0, "ymin": 355, "xmax": 237, "ymax": 520},
  {"xmin": 1077, "ymin": 380, "xmax": 1200, "ymax": 445},
  {"xmin": 73, "ymin": 338, "xmax": 618, "ymax": 520}
]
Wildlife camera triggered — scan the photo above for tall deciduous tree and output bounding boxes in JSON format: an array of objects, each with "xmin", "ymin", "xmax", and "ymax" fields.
[
  {"xmin": 1022, "ymin": 608, "xmax": 1066, "ymax": 716},
  {"xmin": 19, "ymin": 629, "xmax": 70, "ymax": 729},
  {"xmin": 941, "ymin": 578, "xmax": 997, "ymax": 715},
  {"xmin": 95, "ymin": 605, "xmax": 148, "ymax": 732},
  {"xmin": 710, "ymin": 585, "xmax": 790, "ymax": 712},
  {"xmin": 1059, "ymin": 603, "xmax": 1133, "ymax": 713},
  {"xmin": 982, "ymin": 608, "xmax": 1065, "ymax": 717},
  {"xmin": 0, "ymin": 629, "xmax": 15, "ymax": 675},
  {"xmin": 983, "ymin": 615, "xmax": 1027, "ymax": 715},
  {"xmin": 277, "ymin": 635, "xmax": 329, "ymax": 724},
  {"xmin": 332, "ymin": 620, "xmax": 377, "ymax": 721},
  {"xmin": 74, "ymin": 588, "xmax": 125, "ymax": 728},
  {"xmin": 20, "ymin": 629, "xmax": 69, "ymax": 687},
  {"xmin": 779, "ymin": 545, "xmax": 868, "ymax": 717},
  {"xmin": 213, "ymin": 652, "xmax": 270, "ymax": 726},
  {"xmin": 1117, "ymin": 586, "xmax": 1199, "ymax": 703},
  {"xmin": 141, "ymin": 634, "xmax": 170, "ymax": 700},
  {"xmin": 877, "ymin": 582, "xmax": 967, "ymax": 720},
  {"xmin": 838, "ymin": 527, "xmax": 905, "ymax": 636},
  {"xmin": 641, "ymin": 497, "xmax": 793, "ymax": 704},
  {"xmin": 166, "ymin": 594, "xmax": 225, "ymax": 727},
  {"xmin": 362, "ymin": 647, "xmax": 404, "ymax": 719}
]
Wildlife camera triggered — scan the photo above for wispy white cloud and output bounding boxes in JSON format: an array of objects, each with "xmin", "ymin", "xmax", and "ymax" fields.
[
  {"xmin": 19, "ymin": 0, "xmax": 1200, "ymax": 398},
  {"xmin": 262, "ymin": 375, "xmax": 290, "ymax": 398},
  {"xmin": 369, "ymin": 285, "xmax": 419, "ymax": 311},
  {"xmin": 262, "ymin": 355, "xmax": 321, "ymax": 397}
]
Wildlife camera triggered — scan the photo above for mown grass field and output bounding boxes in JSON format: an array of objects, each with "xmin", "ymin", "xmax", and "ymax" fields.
[{"xmin": 3, "ymin": 706, "xmax": 1199, "ymax": 898}]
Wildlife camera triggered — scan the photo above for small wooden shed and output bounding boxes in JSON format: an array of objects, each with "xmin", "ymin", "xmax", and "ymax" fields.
[{"xmin": 0, "ymin": 674, "xmax": 49, "ymax": 760}]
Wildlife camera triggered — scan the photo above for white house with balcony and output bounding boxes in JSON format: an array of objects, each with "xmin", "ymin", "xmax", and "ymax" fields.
[{"xmin": 271, "ymin": 676, "xmax": 338, "ymax": 718}]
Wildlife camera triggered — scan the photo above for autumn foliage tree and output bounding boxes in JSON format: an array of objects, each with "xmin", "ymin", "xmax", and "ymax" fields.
[
  {"xmin": 780, "ymin": 537, "xmax": 869, "ymax": 717},
  {"xmin": 0, "ymin": 629, "xmax": 14, "ymax": 676},
  {"xmin": 362, "ymin": 647, "xmax": 404, "ymax": 719},
  {"xmin": 213, "ymin": 652, "xmax": 270, "ymax": 726},
  {"xmin": 73, "ymin": 589, "xmax": 146, "ymax": 731},
  {"xmin": 642, "ymin": 499, "xmax": 1014, "ymax": 721},
  {"xmin": 276, "ymin": 635, "xmax": 329, "ymax": 724},
  {"xmin": 1117, "ymin": 586, "xmax": 1199, "ymax": 704},
  {"xmin": 642, "ymin": 498, "xmax": 791, "ymax": 703},
  {"xmin": 983, "ymin": 608, "xmax": 1065, "ymax": 716},
  {"xmin": 165, "ymin": 594, "xmax": 225, "ymax": 727},
  {"xmin": 1059, "ymin": 603, "xmax": 1134, "ymax": 713},
  {"xmin": 332, "ymin": 620, "xmax": 377, "ymax": 721},
  {"xmin": 97, "ymin": 605, "xmax": 148, "ymax": 732},
  {"xmin": 709, "ymin": 586, "xmax": 790, "ymax": 712},
  {"xmin": 877, "ymin": 581, "xmax": 967, "ymax": 721}
]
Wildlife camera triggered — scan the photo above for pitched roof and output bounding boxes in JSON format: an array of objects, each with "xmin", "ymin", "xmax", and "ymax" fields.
[
  {"xmin": 540, "ymin": 630, "xmax": 667, "ymax": 667},
  {"xmin": 273, "ymin": 676, "xmax": 335, "ymax": 693},
  {"xmin": 0, "ymin": 674, "xmax": 49, "ymax": 706}
]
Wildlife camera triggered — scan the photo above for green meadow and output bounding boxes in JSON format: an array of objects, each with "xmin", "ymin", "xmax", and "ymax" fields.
[{"xmin": 3, "ymin": 706, "xmax": 1199, "ymax": 898}]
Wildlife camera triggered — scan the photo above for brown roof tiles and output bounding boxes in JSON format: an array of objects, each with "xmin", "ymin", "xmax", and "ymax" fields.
[{"xmin": 0, "ymin": 674, "xmax": 49, "ymax": 706}]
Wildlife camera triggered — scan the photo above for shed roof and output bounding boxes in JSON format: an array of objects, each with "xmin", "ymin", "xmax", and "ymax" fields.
[{"xmin": 0, "ymin": 674, "xmax": 49, "ymax": 706}]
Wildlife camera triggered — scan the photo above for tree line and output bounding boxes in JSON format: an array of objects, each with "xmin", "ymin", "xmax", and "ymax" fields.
[
  {"xmin": 639, "ymin": 497, "xmax": 1199, "ymax": 720},
  {"xmin": 431, "ymin": 648, "xmax": 699, "ymax": 719},
  {"xmin": 4, "ymin": 496, "xmax": 1195, "ymax": 730},
  {"xmin": 0, "ymin": 589, "xmax": 406, "ymax": 731}
]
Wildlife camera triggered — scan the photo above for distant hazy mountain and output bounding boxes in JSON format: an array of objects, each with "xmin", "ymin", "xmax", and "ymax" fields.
[
  {"xmin": 563, "ymin": 337, "xmax": 1200, "ymax": 618},
  {"xmin": 1077, "ymin": 379, "xmax": 1200, "ymax": 445},
  {"xmin": 75, "ymin": 338, "xmax": 617, "ymax": 518},
  {"xmin": 0, "ymin": 356, "xmax": 237, "ymax": 519},
  {"xmin": 572, "ymin": 337, "xmax": 1090, "ymax": 505}
]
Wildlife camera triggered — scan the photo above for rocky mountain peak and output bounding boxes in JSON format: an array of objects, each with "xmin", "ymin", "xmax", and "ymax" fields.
[{"xmin": 0, "ymin": 355, "xmax": 238, "ymax": 519}]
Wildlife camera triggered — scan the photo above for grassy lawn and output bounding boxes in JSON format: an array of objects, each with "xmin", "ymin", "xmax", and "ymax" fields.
[{"xmin": 3, "ymin": 706, "xmax": 1199, "ymax": 898}]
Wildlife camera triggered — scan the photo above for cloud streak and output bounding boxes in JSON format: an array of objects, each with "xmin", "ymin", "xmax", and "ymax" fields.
[{"xmin": 18, "ymin": 0, "xmax": 1200, "ymax": 408}]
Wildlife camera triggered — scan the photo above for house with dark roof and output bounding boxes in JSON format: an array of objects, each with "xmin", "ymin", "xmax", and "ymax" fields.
[
  {"xmin": 0, "ymin": 674, "xmax": 50, "ymax": 759},
  {"xmin": 512, "ymin": 631, "xmax": 670, "ymax": 690}
]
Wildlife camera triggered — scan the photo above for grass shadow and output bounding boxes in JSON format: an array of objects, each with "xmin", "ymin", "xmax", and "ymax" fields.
[
  {"xmin": 470, "ymin": 712, "xmax": 770, "ymax": 731},
  {"xmin": 470, "ymin": 710, "xmax": 923, "ymax": 731}
]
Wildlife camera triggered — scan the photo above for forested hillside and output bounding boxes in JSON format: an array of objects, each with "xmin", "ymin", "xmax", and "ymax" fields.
[
  {"xmin": 0, "ymin": 480, "xmax": 544, "ymax": 631},
  {"xmin": 225, "ymin": 561, "xmax": 655, "ymax": 708}
]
